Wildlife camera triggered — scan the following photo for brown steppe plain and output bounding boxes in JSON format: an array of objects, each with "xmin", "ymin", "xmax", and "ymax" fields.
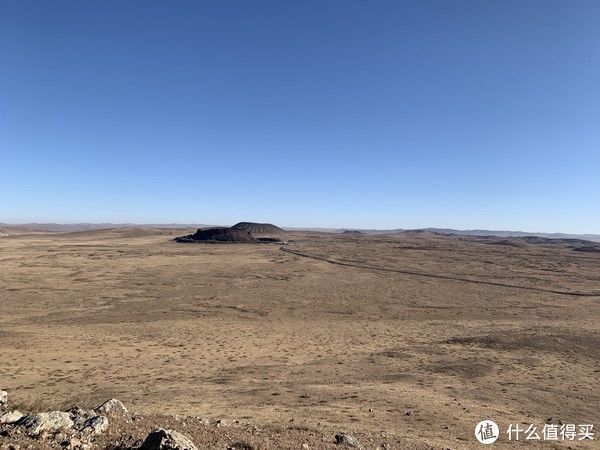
[{"xmin": 1, "ymin": 227, "xmax": 599, "ymax": 449}]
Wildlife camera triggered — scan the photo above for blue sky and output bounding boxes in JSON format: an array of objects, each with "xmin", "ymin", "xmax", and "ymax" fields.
[{"xmin": 1, "ymin": 1, "xmax": 599, "ymax": 232}]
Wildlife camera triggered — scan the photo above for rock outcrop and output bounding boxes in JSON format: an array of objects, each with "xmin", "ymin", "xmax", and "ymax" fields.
[
  {"xmin": 0, "ymin": 392, "xmax": 120, "ymax": 448},
  {"xmin": 0, "ymin": 391, "xmax": 381, "ymax": 450},
  {"xmin": 175, "ymin": 227, "xmax": 258, "ymax": 244},
  {"xmin": 19, "ymin": 411, "xmax": 74, "ymax": 436}
]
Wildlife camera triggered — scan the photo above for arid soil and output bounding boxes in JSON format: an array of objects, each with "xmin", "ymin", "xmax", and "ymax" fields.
[{"xmin": 0, "ymin": 228, "xmax": 598, "ymax": 448}]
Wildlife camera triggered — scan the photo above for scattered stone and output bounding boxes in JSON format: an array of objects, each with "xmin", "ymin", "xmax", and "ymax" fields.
[
  {"xmin": 140, "ymin": 428, "xmax": 198, "ymax": 450},
  {"xmin": 545, "ymin": 417, "xmax": 563, "ymax": 425},
  {"xmin": 302, "ymin": 444, "xmax": 309, "ymax": 449},
  {"xmin": 80, "ymin": 415, "xmax": 109, "ymax": 436},
  {"xmin": 0, "ymin": 390, "xmax": 7, "ymax": 408},
  {"xmin": 55, "ymin": 432, "xmax": 69, "ymax": 442},
  {"xmin": 63, "ymin": 437, "xmax": 82, "ymax": 449},
  {"xmin": 335, "ymin": 433, "xmax": 361, "ymax": 447},
  {"xmin": 404, "ymin": 410, "xmax": 412, "ymax": 416},
  {"xmin": 0, "ymin": 410, "xmax": 24, "ymax": 424},
  {"xmin": 19, "ymin": 411, "xmax": 74, "ymax": 436},
  {"xmin": 0, "ymin": 445, "xmax": 20, "ymax": 450},
  {"xmin": 215, "ymin": 419, "xmax": 228, "ymax": 427},
  {"xmin": 95, "ymin": 398, "xmax": 128, "ymax": 417},
  {"xmin": 227, "ymin": 442, "xmax": 255, "ymax": 450}
]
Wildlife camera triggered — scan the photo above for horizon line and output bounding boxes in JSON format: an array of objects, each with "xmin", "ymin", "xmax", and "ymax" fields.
[{"xmin": 1, "ymin": 221, "xmax": 599, "ymax": 237}]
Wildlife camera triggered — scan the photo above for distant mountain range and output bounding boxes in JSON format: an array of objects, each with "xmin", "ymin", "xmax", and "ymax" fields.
[
  {"xmin": 1, "ymin": 223, "xmax": 599, "ymax": 243},
  {"xmin": 404, "ymin": 228, "xmax": 600, "ymax": 243},
  {"xmin": 291, "ymin": 226, "xmax": 600, "ymax": 242},
  {"xmin": 0, "ymin": 223, "xmax": 207, "ymax": 233}
]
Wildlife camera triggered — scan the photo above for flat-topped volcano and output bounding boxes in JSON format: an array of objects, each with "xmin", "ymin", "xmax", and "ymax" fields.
[
  {"xmin": 231, "ymin": 222, "xmax": 284, "ymax": 235},
  {"xmin": 175, "ymin": 227, "xmax": 258, "ymax": 244}
]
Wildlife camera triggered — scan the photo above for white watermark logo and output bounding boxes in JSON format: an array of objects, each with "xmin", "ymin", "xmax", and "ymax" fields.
[{"xmin": 475, "ymin": 420, "xmax": 499, "ymax": 444}]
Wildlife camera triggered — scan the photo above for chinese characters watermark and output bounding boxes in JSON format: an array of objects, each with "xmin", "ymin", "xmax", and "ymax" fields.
[
  {"xmin": 475, "ymin": 420, "xmax": 594, "ymax": 444},
  {"xmin": 506, "ymin": 423, "xmax": 595, "ymax": 441}
]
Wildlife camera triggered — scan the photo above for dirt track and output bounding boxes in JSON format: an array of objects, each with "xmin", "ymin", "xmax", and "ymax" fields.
[{"xmin": 279, "ymin": 246, "xmax": 600, "ymax": 297}]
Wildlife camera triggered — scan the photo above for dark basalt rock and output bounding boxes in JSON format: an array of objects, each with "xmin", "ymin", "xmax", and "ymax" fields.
[{"xmin": 175, "ymin": 228, "xmax": 258, "ymax": 244}]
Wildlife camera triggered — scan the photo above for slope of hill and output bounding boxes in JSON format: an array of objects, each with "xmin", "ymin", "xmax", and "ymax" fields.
[{"xmin": 231, "ymin": 222, "xmax": 284, "ymax": 235}]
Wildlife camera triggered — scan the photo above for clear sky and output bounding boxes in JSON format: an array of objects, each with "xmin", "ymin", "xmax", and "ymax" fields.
[{"xmin": 1, "ymin": 1, "xmax": 599, "ymax": 232}]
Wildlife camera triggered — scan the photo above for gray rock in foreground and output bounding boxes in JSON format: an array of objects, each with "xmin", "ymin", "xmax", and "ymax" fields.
[
  {"xmin": 0, "ymin": 410, "xmax": 24, "ymax": 424},
  {"xmin": 140, "ymin": 427, "xmax": 199, "ymax": 450},
  {"xmin": 19, "ymin": 411, "xmax": 74, "ymax": 436},
  {"xmin": 335, "ymin": 432, "xmax": 361, "ymax": 447}
]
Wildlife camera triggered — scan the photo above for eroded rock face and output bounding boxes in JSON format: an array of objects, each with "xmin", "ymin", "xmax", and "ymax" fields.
[
  {"xmin": 140, "ymin": 428, "xmax": 199, "ymax": 450},
  {"xmin": 95, "ymin": 398, "xmax": 128, "ymax": 417},
  {"xmin": 0, "ymin": 410, "xmax": 24, "ymax": 424},
  {"xmin": 19, "ymin": 411, "xmax": 74, "ymax": 436}
]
